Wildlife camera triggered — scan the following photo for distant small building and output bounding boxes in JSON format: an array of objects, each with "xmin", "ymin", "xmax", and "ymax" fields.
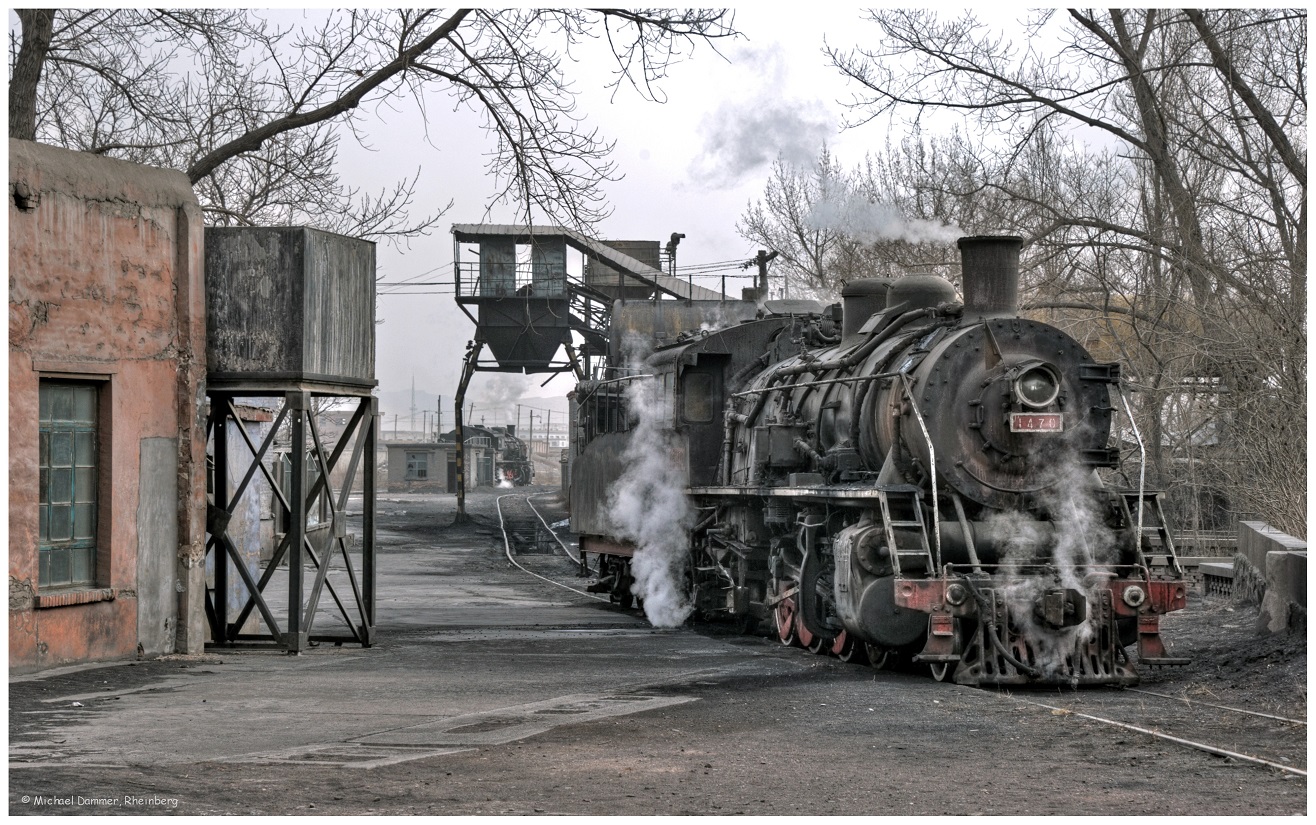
[{"xmin": 384, "ymin": 440, "xmax": 489, "ymax": 493}]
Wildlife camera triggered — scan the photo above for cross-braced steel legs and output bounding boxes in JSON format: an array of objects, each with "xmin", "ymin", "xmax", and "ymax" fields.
[{"xmin": 204, "ymin": 391, "xmax": 377, "ymax": 653}]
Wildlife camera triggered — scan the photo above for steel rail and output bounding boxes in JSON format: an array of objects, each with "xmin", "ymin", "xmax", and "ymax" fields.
[
  {"xmin": 1009, "ymin": 694, "xmax": 1306, "ymax": 777},
  {"xmin": 1125, "ymin": 688, "xmax": 1306, "ymax": 726},
  {"xmin": 496, "ymin": 494, "xmax": 608, "ymax": 603},
  {"xmin": 525, "ymin": 494, "xmax": 583, "ymax": 566}
]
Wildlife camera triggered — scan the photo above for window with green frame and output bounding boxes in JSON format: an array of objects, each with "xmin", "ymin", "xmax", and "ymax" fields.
[
  {"xmin": 406, "ymin": 451, "xmax": 429, "ymax": 479},
  {"xmin": 39, "ymin": 381, "xmax": 99, "ymax": 588}
]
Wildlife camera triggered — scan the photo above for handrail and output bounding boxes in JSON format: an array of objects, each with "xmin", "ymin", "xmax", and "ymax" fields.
[
  {"xmin": 901, "ymin": 372, "xmax": 941, "ymax": 571},
  {"xmin": 1119, "ymin": 386, "xmax": 1147, "ymax": 566},
  {"xmin": 1121, "ymin": 386, "xmax": 1142, "ymax": 555}
]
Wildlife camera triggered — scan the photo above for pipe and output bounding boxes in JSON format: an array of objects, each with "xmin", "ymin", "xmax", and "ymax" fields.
[
  {"xmin": 793, "ymin": 437, "xmax": 825, "ymax": 466},
  {"xmin": 777, "ymin": 304, "xmax": 928, "ymax": 378},
  {"xmin": 961, "ymin": 575, "xmax": 1042, "ymax": 678},
  {"xmin": 950, "ymin": 493, "xmax": 984, "ymax": 574},
  {"xmin": 901, "ymin": 372, "xmax": 941, "ymax": 571}
]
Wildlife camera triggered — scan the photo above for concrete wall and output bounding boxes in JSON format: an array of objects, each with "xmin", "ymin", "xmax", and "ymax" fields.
[
  {"xmin": 9, "ymin": 139, "xmax": 207, "ymax": 673},
  {"xmin": 1237, "ymin": 522, "xmax": 1307, "ymax": 634}
]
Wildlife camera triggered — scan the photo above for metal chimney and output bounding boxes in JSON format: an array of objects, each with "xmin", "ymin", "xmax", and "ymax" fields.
[
  {"xmin": 958, "ymin": 235, "xmax": 1022, "ymax": 318},
  {"xmin": 840, "ymin": 278, "xmax": 892, "ymax": 345}
]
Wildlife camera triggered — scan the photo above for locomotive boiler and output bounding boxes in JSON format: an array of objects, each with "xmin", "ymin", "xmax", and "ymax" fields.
[{"xmin": 570, "ymin": 236, "xmax": 1188, "ymax": 686}]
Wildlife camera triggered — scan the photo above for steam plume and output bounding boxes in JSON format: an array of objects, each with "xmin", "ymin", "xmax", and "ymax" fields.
[
  {"xmin": 605, "ymin": 338, "xmax": 695, "ymax": 627},
  {"xmin": 807, "ymin": 190, "xmax": 961, "ymax": 245},
  {"xmin": 984, "ymin": 459, "xmax": 1120, "ymax": 678},
  {"xmin": 472, "ymin": 374, "xmax": 531, "ymax": 423},
  {"xmin": 687, "ymin": 44, "xmax": 835, "ymax": 189}
]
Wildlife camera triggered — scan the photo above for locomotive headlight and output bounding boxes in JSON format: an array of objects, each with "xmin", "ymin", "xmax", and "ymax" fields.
[{"xmin": 1014, "ymin": 363, "xmax": 1061, "ymax": 408}]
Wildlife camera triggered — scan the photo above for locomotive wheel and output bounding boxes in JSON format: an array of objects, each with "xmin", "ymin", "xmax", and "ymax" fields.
[
  {"xmin": 774, "ymin": 597, "xmax": 799, "ymax": 646},
  {"xmin": 793, "ymin": 610, "xmax": 816, "ymax": 651},
  {"xmin": 806, "ymin": 634, "xmax": 828, "ymax": 654},
  {"xmin": 833, "ymin": 631, "xmax": 868, "ymax": 664},
  {"xmin": 929, "ymin": 662, "xmax": 952, "ymax": 682},
  {"xmin": 865, "ymin": 643, "xmax": 893, "ymax": 672}
]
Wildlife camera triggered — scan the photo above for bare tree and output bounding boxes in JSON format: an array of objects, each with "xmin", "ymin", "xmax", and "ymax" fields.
[
  {"xmin": 736, "ymin": 147, "xmax": 859, "ymax": 298},
  {"xmin": 737, "ymin": 138, "xmax": 974, "ymax": 299},
  {"xmin": 10, "ymin": 9, "xmax": 738, "ymax": 242},
  {"xmin": 826, "ymin": 8, "xmax": 1307, "ymax": 534}
]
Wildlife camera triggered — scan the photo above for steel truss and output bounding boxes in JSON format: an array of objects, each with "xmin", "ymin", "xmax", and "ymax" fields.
[{"xmin": 204, "ymin": 390, "xmax": 377, "ymax": 653}]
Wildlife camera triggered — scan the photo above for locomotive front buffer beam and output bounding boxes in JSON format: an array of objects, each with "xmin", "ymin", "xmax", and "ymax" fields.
[{"xmin": 895, "ymin": 572, "xmax": 1190, "ymax": 671}]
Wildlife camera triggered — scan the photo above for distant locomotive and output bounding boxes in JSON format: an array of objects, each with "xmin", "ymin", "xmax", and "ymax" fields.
[
  {"xmin": 570, "ymin": 236, "xmax": 1189, "ymax": 686},
  {"xmin": 464, "ymin": 424, "xmax": 533, "ymax": 486},
  {"xmin": 494, "ymin": 426, "xmax": 533, "ymax": 486}
]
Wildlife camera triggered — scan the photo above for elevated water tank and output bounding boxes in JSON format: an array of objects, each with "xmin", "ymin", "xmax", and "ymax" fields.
[{"xmin": 204, "ymin": 226, "xmax": 376, "ymax": 392}]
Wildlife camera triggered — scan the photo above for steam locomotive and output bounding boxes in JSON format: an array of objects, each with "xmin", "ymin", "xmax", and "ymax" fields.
[
  {"xmin": 463, "ymin": 424, "xmax": 533, "ymax": 486},
  {"xmin": 569, "ymin": 236, "xmax": 1188, "ymax": 686}
]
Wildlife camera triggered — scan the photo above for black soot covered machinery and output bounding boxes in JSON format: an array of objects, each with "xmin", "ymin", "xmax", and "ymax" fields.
[{"xmin": 569, "ymin": 236, "xmax": 1189, "ymax": 686}]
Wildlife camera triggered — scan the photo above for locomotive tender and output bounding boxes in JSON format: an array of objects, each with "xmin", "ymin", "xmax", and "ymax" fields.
[{"xmin": 570, "ymin": 236, "xmax": 1188, "ymax": 686}]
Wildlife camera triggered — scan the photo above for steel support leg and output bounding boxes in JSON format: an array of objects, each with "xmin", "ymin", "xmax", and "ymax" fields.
[
  {"xmin": 453, "ymin": 340, "xmax": 484, "ymax": 524},
  {"xmin": 286, "ymin": 391, "xmax": 309, "ymax": 653}
]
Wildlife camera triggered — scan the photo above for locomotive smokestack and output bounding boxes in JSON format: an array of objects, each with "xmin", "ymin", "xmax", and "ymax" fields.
[
  {"xmin": 840, "ymin": 278, "xmax": 892, "ymax": 345},
  {"xmin": 958, "ymin": 235, "xmax": 1022, "ymax": 318}
]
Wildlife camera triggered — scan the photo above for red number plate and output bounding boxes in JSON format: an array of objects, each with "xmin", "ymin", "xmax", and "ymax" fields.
[{"xmin": 1011, "ymin": 413, "xmax": 1064, "ymax": 432}]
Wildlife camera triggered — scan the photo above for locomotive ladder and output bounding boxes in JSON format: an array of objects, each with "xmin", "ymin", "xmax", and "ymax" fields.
[
  {"xmin": 1118, "ymin": 491, "xmax": 1183, "ymax": 577},
  {"xmin": 877, "ymin": 485, "xmax": 936, "ymax": 576}
]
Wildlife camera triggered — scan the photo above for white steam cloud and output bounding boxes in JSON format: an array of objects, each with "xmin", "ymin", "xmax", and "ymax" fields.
[
  {"xmin": 472, "ymin": 374, "xmax": 531, "ymax": 423},
  {"xmin": 605, "ymin": 339, "xmax": 695, "ymax": 627},
  {"xmin": 686, "ymin": 44, "xmax": 836, "ymax": 189},
  {"xmin": 983, "ymin": 459, "xmax": 1120, "ymax": 678},
  {"xmin": 691, "ymin": 99, "xmax": 835, "ymax": 189},
  {"xmin": 807, "ymin": 190, "xmax": 962, "ymax": 245}
]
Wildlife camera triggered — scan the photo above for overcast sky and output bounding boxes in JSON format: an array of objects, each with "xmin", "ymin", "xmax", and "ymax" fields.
[{"xmin": 341, "ymin": 9, "xmax": 886, "ymax": 423}]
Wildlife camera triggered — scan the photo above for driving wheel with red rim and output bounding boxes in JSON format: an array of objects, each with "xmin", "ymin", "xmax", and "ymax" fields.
[
  {"xmin": 774, "ymin": 595, "xmax": 799, "ymax": 647},
  {"xmin": 832, "ymin": 630, "xmax": 868, "ymax": 663}
]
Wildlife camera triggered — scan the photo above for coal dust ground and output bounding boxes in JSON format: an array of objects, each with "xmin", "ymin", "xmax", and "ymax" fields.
[{"xmin": 8, "ymin": 487, "xmax": 1306, "ymax": 816}]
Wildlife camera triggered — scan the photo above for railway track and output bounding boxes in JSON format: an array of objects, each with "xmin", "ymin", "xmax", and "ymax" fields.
[
  {"xmin": 999, "ymin": 684, "xmax": 1306, "ymax": 777},
  {"xmin": 495, "ymin": 493, "xmax": 608, "ymax": 604}
]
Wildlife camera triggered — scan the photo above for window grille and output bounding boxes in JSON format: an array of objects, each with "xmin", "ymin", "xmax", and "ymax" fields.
[{"xmin": 39, "ymin": 382, "xmax": 99, "ymax": 588}]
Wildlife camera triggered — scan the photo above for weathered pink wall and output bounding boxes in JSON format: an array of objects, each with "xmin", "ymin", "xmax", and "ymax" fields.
[{"xmin": 8, "ymin": 139, "xmax": 206, "ymax": 673}]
